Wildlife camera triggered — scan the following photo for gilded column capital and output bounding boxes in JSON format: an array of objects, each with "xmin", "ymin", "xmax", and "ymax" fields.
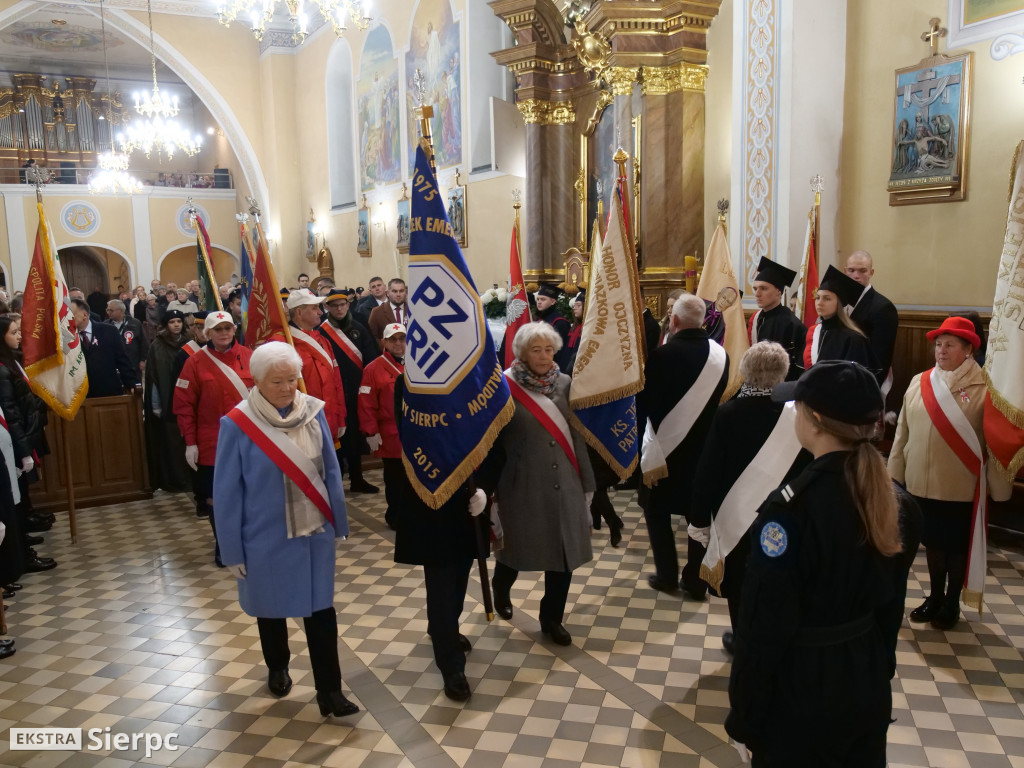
[
  {"xmin": 641, "ymin": 63, "xmax": 709, "ymax": 95},
  {"xmin": 517, "ymin": 98, "xmax": 577, "ymax": 125},
  {"xmin": 606, "ymin": 66, "xmax": 639, "ymax": 96}
]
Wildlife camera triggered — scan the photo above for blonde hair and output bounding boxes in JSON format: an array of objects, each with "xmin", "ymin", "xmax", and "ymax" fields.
[
  {"xmin": 796, "ymin": 401, "xmax": 901, "ymax": 556},
  {"xmin": 817, "ymin": 289, "xmax": 867, "ymax": 337}
]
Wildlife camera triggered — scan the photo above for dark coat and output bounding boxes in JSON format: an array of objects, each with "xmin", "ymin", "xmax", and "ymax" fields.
[
  {"xmin": 0, "ymin": 361, "xmax": 47, "ymax": 462},
  {"xmin": 316, "ymin": 316, "xmax": 379, "ymax": 437},
  {"xmin": 82, "ymin": 321, "xmax": 139, "ymax": 397},
  {"xmin": 642, "ymin": 308, "xmax": 660, "ymax": 355},
  {"xmin": 144, "ymin": 330, "xmax": 190, "ymax": 493},
  {"xmin": 749, "ymin": 303, "xmax": 807, "ymax": 380},
  {"xmin": 352, "ymin": 294, "xmax": 383, "ymax": 327},
  {"xmin": 0, "ymin": 446, "xmax": 24, "ymax": 584},
  {"xmin": 810, "ymin": 316, "xmax": 881, "ymax": 380},
  {"xmin": 850, "ymin": 286, "xmax": 899, "ymax": 375},
  {"xmin": 726, "ymin": 451, "xmax": 898, "ymax": 762},
  {"xmin": 109, "ymin": 316, "xmax": 148, "ymax": 377},
  {"xmin": 536, "ymin": 305, "xmax": 572, "ymax": 372},
  {"xmin": 637, "ymin": 328, "xmax": 728, "ymax": 515}
]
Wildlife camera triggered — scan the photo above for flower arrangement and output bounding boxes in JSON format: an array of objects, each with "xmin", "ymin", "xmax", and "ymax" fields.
[{"xmin": 480, "ymin": 286, "xmax": 511, "ymax": 320}]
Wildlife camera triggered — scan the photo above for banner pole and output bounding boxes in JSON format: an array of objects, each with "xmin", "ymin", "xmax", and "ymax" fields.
[{"xmin": 61, "ymin": 419, "xmax": 77, "ymax": 544}]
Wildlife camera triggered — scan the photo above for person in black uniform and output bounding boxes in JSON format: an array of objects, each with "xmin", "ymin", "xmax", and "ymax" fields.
[
  {"xmin": 747, "ymin": 257, "xmax": 806, "ymax": 380},
  {"xmin": 316, "ymin": 288, "xmax": 380, "ymax": 493},
  {"xmin": 689, "ymin": 342, "xmax": 812, "ymax": 654},
  {"xmin": 726, "ymin": 361, "xmax": 908, "ymax": 767},
  {"xmin": 534, "ymin": 284, "xmax": 572, "ymax": 371},
  {"xmin": 392, "ymin": 377, "xmax": 480, "ymax": 701},
  {"xmin": 845, "ymin": 251, "xmax": 899, "ymax": 378},
  {"xmin": 804, "ymin": 265, "xmax": 880, "ymax": 379}
]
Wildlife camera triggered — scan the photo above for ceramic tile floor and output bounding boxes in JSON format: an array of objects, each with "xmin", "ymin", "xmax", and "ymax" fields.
[{"xmin": 0, "ymin": 470, "xmax": 1022, "ymax": 767}]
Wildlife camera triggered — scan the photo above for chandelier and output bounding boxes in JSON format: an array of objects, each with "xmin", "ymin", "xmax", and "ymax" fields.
[
  {"xmin": 118, "ymin": 0, "xmax": 202, "ymax": 161},
  {"xmin": 217, "ymin": 0, "xmax": 372, "ymax": 44}
]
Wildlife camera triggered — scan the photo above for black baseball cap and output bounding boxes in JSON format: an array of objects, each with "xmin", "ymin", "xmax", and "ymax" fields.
[
  {"xmin": 772, "ymin": 360, "xmax": 882, "ymax": 425},
  {"xmin": 754, "ymin": 257, "xmax": 797, "ymax": 290}
]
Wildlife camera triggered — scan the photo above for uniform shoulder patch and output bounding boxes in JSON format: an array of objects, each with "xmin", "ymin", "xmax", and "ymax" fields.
[{"xmin": 760, "ymin": 521, "xmax": 788, "ymax": 557}]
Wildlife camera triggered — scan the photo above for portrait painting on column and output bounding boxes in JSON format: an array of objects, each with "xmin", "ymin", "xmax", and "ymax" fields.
[
  {"xmin": 358, "ymin": 25, "xmax": 401, "ymax": 192},
  {"xmin": 887, "ymin": 49, "xmax": 973, "ymax": 204},
  {"xmin": 583, "ymin": 105, "xmax": 635, "ymax": 242},
  {"xmin": 405, "ymin": 0, "xmax": 462, "ymax": 171}
]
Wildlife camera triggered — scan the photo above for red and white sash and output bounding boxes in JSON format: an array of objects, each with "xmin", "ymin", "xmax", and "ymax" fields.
[
  {"xmin": 505, "ymin": 371, "xmax": 580, "ymax": 477},
  {"xmin": 0, "ymin": 406, "xmax": 21, "ymax": 505},
  {"xmin": 921, "ymin": 366, "xmax": 988, "ymax": 613},
  {"xmin": 803, "ymin": 323, "xmax": 822, "ymax": 369},
  {"xmin": 319, "ymin": 320, "xmax": 363, "ymax": 370},
  {"xmin": 226, "ymin": 401, "xmax": 333, "ymax": 525},
  {"xmin": 641, "ymin": 341, "xmax": 727, "ymax": 485},
  {"xmin": 291, "ymin": 327, "xmax": 336, "ymax": 369},
  {"xmin": 200, "ymin": 347, "xmax": 250, "ymax": 401},
  {"xmin": 183, "ymin": 340, "xmax": 201, "ymax": 357},
  {"xmin": 747, "ymin": 310, "xmax": 761, "ymax": 345}
]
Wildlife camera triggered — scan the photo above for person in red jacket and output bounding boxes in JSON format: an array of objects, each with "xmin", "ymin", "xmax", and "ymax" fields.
[
  {"xmin": 173, "ymin": 311, "xmax": 254, "ymax": 566},
  {"xmin": 271, "ymin": 289, "xmax": 347, "ymax": 441},
  {"xmin": 359, "ymin": 323, "xmax": 405, "ymax": 529}
]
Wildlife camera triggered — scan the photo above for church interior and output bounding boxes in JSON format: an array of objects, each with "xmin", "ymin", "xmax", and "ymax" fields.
[{"xmin": 1, "ymin": 0, "xmax": 1024, "ymax": 766}]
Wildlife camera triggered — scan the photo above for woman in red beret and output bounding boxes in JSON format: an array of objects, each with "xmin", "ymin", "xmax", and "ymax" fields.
[{"xmin": 888, "ymin": 316, "xmax": 1012, "ymax": 630}]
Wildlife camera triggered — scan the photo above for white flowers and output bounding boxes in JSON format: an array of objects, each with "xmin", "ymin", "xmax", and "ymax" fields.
[
  {"xmin": 479, "ymin": 287, "xmax": 508, "ymax": 304},
  {"xmin": 495, "ymin": 287, "xmax": 508, "ymax": 302}
]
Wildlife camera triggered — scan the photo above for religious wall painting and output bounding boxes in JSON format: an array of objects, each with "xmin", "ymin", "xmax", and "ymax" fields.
[
  {"xmin": 446, "ymin": 168, "xmax": 467, "ymax": 247},
  {"xmin": 888, "ymin": 51, "xmax": 973, "ymax": 205},
  {"xmin": 396, "ymin": 184, "xmax": 410, "ymax": 253},
  {"xmin": 405, "ymin": 0, "xmax": 462, "ymax": 172},
  {"xmin": 580, "ymin": 102, "xmax": 638, "ymax": 249},
  {"xmin": 962, "ymin": 0, "xmax": 1024, "ymax": 25},
  {"xmin": 357, "ymin": 196, "xmax": 372, "ymax": 257},
  {"xmin": 950, "ymin": 0, "xmax": 1024, "ymax": 51},
  {"xmin": 357, "ymin": 25, "xmax": 401, "ymax": 192}
]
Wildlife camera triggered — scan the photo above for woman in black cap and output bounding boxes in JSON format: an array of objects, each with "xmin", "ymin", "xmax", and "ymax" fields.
[
  {"xmin": 803, "ymin": 265, "xmax": 879, "ymax": 378},
  {"xmin": 725, "ymin": 360, "xmax": 911, "ymax": 766}
]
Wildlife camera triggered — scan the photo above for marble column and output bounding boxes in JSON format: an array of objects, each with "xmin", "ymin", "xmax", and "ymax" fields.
[{"xmin": 522, "ymin": 112, "xmax": 578, "ymax": 279}]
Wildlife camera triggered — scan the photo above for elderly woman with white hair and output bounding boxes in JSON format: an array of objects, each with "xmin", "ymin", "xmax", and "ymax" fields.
[
  {"xmin": 213, "ymin": 341, "xmax": 357, "ymax": 717},
  {"xmin": 689, "ymin": 342, "xmax": 811, "ymax": 655},
  {"xmin": 479, "ymin": 321, "xmax": 595, "ymax": 646}
]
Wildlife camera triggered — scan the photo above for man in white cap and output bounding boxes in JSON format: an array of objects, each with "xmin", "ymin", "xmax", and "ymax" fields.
[
  {"xmin": 358, "ymin": 323, "xmax": 406, "ymax": 528},
  {"xmin": 271, "ymin": 289, "xmax": 346, "ymax": 442},
  {"xmin": 174, "ymin": 310, "xmax": 254, "ymax": 565}
]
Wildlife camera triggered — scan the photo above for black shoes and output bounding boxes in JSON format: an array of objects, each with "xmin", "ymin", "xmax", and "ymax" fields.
[
  {"xmin": 349, "ymin": 479, "xmax": 379, "ymax": 494},
  {"xmin": 930, "ymin": 602, "xmax": 961, "ymax": 631},
  {"xmin": 681, "ymin": 581, "xmax": 707, "ymax": 602},
  {"xmin": 0, "ymin": 639, "xmax": 14, "ymax": 650},
  {"xmin": 909, "ymin": 595, "xmax": 943, "ymax": 623},
  {"xmin": 25, "ymin": 514, "xmax": 53, "ymax": 533},
  {"xmin": 646, "ymin": 574, "xmax": 679, "ymax": 595},
  {"xmin": 540, "ymin": 621, "xmax": 572, "ymax": 646},
  {"xmin": 2, "ymin": 587, "xmax": 13, "ymax": 600},
  {"xmin": 442, "ymin": 671, "xmax": 472, "ymax": 701},
  {"xmin": 610, "ymin": 520, "xmax": 623, "ymax": 548},
  {"xmin": 25, "ymin": 550, "xmax": 57, "ymax": 572},
  {"xmin": 316, "ymin": 690, "xmax": 359, "ymax": 716},
  {"xmin": 267, "ymin": 669, "xmax": 292, "ymax": 697},
  {"xmin": 722, "ymin": 632, "xmax": 736, "ymax": 656},
  {"xmin": 25, "ymin": 535, "xmax": 44, "ymax": 546},
  {"xmin": 0, "ymin": 644, "xmax": 14, "ymax": 660},
  {"xmin": 458, "ymin": 634, "xmax": 471, "ymax": 654},
  {"xmin": 493, "ymin": 587, "xmax": 513, "ymax": 620}
]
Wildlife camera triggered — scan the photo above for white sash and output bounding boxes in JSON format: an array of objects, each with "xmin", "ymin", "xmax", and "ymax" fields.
[
  {"xmin": 183, "ymin": 340, "xmax": 201, "ymax": 356},
  {"xmin": 233, "ymin": 400, "xmax": 330, "ymax": 512},
  {"xmin": 0, "ymin": 406, "xmax": 21, "ymax": 505},
  {"xmin": 503, "ymin": 368, "xmax": 577, "ymax": 466},
  {"xmin": 291, "ymin": 327, "xmax": 335, "ymax": 368},
  {"xmin": 700, "ymin": 402, "xmax": 801, "ymax": 591},
  {"xmin": 201, "ymin": 347, "xmax": 250, "ymax": 401},
  {"xmin": 810, "ymin": 323, "xmax": 822, "ymax": 365},
  {"xmin": 641, "ymin": 341, "xmax": 727, "ymax": 485},
  {"xmin": 748, "ymin": 310, "xmax": 762, "ymax": 345},
  {"xmin": 319, "ymin": 320, "xmax": 363, "ymax": 366},
  {"xmin": 881, "ymin": 367, "xmax": 894, "ymax": 399}
]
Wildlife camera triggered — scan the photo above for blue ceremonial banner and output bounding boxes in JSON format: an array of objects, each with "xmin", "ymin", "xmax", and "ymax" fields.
[
  {"xmin": 402, "ymin": 142, "xmax": 513, "ymax": 508},
  {"xmin": 239, "ymin": 223, "xmax": 255, "ymax": 331}
]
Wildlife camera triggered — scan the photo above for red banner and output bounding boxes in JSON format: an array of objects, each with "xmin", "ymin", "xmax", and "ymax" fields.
[
  {"xmin": 504, "ymin": 220, "xmax": 529, "ymax": 369},
  {"xmin": 243, "ymin": 225, "xmax": 287, "ymax": 349}
]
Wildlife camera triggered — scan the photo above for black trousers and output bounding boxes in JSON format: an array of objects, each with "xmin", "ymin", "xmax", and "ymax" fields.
[
  {"xmin": 256, "ymin": 607, "xmax": 341, "ymax": 692},
  {"xmin": 722, "ymin": 533, "xmax": 752, "ymax": 633},
  {"xmin": 644, "ymin": 504, "xmax": 706, "ymax": 593},
  {"xmin": 424, "ymin": 559, "xmax": 473, "ymax": 677},
  {"xmin": 196, "ymin": 465, "xmax": 219, "ymax": 562},
  {"xmin": 492, "ymin": 560, "xmax": 572, "ymax": 624},
  {"xmin": 382, "ymin": 458, "xmax": 403, "ymax": 528},
  {"xmin": 337, "ymin": 446, "xmax": 365, "ymax": 484}
]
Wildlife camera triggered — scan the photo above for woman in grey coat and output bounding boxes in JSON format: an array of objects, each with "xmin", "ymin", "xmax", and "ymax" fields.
[{"xmin": 480, "ymin": 322, "xmax": 595, "ymax": 646}]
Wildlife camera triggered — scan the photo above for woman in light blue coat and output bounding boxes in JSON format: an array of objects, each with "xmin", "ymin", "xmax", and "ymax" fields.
[{"xmin": 214, "ymin": 342, "xmax": 357, "ymax": 717}]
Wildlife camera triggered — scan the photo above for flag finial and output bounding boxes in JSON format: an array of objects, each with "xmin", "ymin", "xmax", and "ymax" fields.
[
  {"xmin": 246, "ymin": 195, "xmax": 262, "ymax": 222},
  {"xmin": 512, "ymin": 189, "xmax": 521, "ymax": 210},
  {"xmin": 810, "ymin": 174, "xmax": 824, "ymax": 206}
]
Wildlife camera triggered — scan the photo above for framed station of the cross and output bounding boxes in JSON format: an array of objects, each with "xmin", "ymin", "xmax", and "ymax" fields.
[{"xmin": 888, "ymin": 50, "xmax": 973, "ymax": 205}]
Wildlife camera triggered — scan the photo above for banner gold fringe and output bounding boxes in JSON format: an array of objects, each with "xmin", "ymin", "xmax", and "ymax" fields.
[
  {"xmin": 643, "ymin": 465, "xmax": 668, "ymax": 487},
  {"xmin": 961, "ymin": 587, "xmax": 984, "ymax": 617},
  {"xmin": 700, "ymin": 558, "xmax": 724, "ymax": 595},
  {"xmin": 1008, "ymin": 140, "xmax": 1023, "ymax": 204},
  {"xmin": 983, "ymin": 372, "xmax": 1024, "ymax": 478},
  {"xmin": 403, "ymin": 398, "xmax": 514, "ymax": 510},
  {"xmin": 568, "ymin": 410, "xmax": 638, "ymax": 481},
  {"xmin": 568, "ymin": 381, "xmax": 643, "ymax": 412},
  {"xmin": 30, "ymin": 378, "xmax": 88, "ymax": 422}
]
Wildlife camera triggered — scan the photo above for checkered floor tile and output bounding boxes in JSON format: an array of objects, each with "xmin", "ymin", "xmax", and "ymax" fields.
[{"xmin": 0, "ymin": 470, "xmax": 1022, "ymax": 767}]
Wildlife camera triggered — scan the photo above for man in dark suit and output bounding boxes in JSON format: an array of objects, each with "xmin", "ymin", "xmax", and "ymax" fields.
[
  {"xmin": 86, "ymin": 286, "xmax": 108, "ymax": 317},
  {"xmin": 69, "ymin": 288, "xmax": 103, "ymax": 324},
  {"xmin": 353, "ymin": 276, "xmax": 387, "ymax": 327},
  {"xmin": 368, "ymin": 278, "xmax": 409, "ymax": 345},
  {"xmin": 71, "ymin": 299, "xmax": 139, "ymax": 397},
  {"xmin": 105, "ymin": 299, "xmax": 148, "ymax": 380},
  {"xmin": 846, "ymin": 251, "xmax": 899, "ymax": 386},
  {"xmin": 637, "ymin": 294, "xmax": 728, "ymax": 600}
]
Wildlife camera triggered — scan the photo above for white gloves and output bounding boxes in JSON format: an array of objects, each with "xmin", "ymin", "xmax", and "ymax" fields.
[
  {"xmin": 731, "ymin": 741, "xmax": 751, "ymax": 763},
  {"xmin": 337, "ymin": 426, "xmax": 346, "ymax": 439},
  {"xmin": 687, "ymin": 524, "xmax": 711, "ymax": 547},
  {"xmin": 584, "ymin": 491, "xmax": 594, "ymax": 509},
  {"xmin": 19, "ymin": 457, "xmax": 34, "ymax": 475},
  {"xmin": 468, "ymin": 489, "xmax": 487, "ymax": 517},
  {"xmin": 366, "ymin": 434, "xmax": 382, "ymax": 452},
  {"xmin": 152, "ymin": 408, "xmax": 162, "ymax": 418},
  {"xmin": 185, "ymin": 445, "xmax": 199, "ymax": 471},
  {"xmin": 227, "ymin": 563, "xmax": 246, "ymax": 579}
]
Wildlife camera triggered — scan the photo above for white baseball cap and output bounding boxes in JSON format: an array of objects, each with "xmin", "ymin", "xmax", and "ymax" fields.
[
  {"xmin": 382, "ymin": 323, "xmax": 407, "ymax": 339},
  {"xmin": 203, "ymin": 311, "xmax": 235, "ymax": 332},
  {"xmin": 285, "ymin": 288, "xmax": 326, "ymax": 310}
]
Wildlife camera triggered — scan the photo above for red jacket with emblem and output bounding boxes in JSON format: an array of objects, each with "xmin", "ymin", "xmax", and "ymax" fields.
[
  {"xmin": 270, "ymin": 328, "xmax": 347, "ymax": 438},
  {"xmin": 358, "ymin": 352, "xmax": 404, "ymax": 458},
  {"xmin": 173, "ymin": 342, "xmax": 254, "ymax": 465}
]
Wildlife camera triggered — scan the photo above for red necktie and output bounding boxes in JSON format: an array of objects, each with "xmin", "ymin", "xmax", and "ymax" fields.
[{"xmin": 395, "ymin": 306, "xmax": 402, "ymax": 325}]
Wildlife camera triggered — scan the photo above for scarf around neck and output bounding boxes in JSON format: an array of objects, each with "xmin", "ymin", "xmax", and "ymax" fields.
[
  {"xmin": 511, "ymin": 358, "xmax": 560, "ymax": 396},
  {"xmin": 247, "ymin": 386, "xmax": 327, "ymax": 538}
]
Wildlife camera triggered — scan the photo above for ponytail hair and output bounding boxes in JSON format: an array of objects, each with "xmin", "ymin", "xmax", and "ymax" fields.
[{"xmin": 797, "ymin": 402, "xmax": 901, "ymax": 556}]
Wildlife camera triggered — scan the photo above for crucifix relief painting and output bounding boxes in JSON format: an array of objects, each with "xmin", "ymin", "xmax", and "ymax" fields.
[{"xmin": 888, "ymin": 19, "xmax": 973, "ymax": 205}]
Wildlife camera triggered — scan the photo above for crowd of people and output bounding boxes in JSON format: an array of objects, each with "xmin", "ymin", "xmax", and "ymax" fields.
[{"xmin": 0, "ymin": 250, "xmax": 1012, "ymax": 765}]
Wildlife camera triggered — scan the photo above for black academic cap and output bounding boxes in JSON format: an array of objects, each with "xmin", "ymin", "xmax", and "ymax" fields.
[
  {"xmin": 772, "ymin": 360, "xmax": 882, "ymax": 425},
  {"xmin": 753, "ymin": 257, "xmax": 797, "ymax": 290},
  {"xmin": 574, "ymin": 289, "xmax": 586, "ymax": 303},
  {"xmin": 537, "ymin": 283, "xmax": 561, "ymax": 299},
  {"xmin": 818, "ymin": 264, "xmax": 863, "ymax": 307}
]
